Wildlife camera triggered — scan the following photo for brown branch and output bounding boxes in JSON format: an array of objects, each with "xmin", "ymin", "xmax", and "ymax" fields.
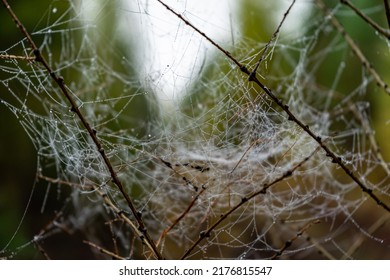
[
  {"xmin": 181, "ymin": 145, "xmax": 323, "ymax": 259},
  {"xmin": 317, "ymin": 0, "xmax": 390, "ymax": 95},
  {"xmin": 230, "ymin": 138, "xmax": 262, "ymax": 174},
  {"xmin": 251, "ymin": 0, "xmax": 297, "ymax": 76},
  {"xmin": 342, "ymin": 213, "xmax": 390, "ymax": 259},
  {"xmin": 1, "ymin": 0, "xmax": 162, "ymax": 259},
  {"xmin": 83, "ymin": 240, "xmax": 126, "ymax": 260},
  {"xmin": 155, "ymin": 187, "xmax": 207, "ymax": 249},
  {"xmin": 271, "ymin": 220, "xmax": 321, "ymax": 259},
  {"xmin": 37, "ymin": 174, "xmax": 155, "ymax": 258},
  {"xmin": 157, "ymin": 0, "xmax": 390, "ymax": 215},
  {"xmin": 384, "ymin": 0, "xmax": 390, "ymax": 30},
  {"xmin": 0, "ymin": 54, "xmax": 35, "ymax": 61},
  {"xmin": 340, "ymin": 0, "xmax": 390, "ymax": 39}
]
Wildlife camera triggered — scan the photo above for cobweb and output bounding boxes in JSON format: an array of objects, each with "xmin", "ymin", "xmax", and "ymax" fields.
[{"xmin": 1, "ymin": 0, "xmax": 390, "ymax": 259}]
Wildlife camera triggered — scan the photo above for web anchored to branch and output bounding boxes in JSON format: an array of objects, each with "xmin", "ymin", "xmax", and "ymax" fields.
[{"xmin": 1, "ymin": 0, "xmax": 389, "ymax": 259}]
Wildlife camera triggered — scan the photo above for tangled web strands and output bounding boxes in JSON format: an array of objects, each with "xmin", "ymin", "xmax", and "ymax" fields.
[{"xmin": 1, "ymin": 0, "xmax": 390, "ymax": 259}]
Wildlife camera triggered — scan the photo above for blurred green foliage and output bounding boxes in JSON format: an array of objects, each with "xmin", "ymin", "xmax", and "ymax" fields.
[{"xmin": 0, "ymin": 0, "xmax": 389, "ymax": 259}]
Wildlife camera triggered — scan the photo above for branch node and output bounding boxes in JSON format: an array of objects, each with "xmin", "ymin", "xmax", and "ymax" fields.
[
  {"xmin": 199, "ymin": 230, "xmax": 210, "ymax": 238},
  {"xmin": 33, "ymin": 48, "xmax": 42, "ymax": 62}
]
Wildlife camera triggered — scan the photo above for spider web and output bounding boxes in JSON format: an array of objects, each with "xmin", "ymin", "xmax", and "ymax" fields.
[{"xmin": 1, "ymin": 0, "xmax": 390, "ymax": 259}]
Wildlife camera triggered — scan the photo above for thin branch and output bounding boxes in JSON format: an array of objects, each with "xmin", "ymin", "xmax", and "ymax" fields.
[
  {"xmin": 349, "ymin": 103, "xmax": 390, "ymax": 176},
  {"xmin": 342, "ymin": 213, "xmax": 390, "ymax": 259},
  {"xmin": 155, "ymin": 187, "xmax": 207, "ymax": 248},
  {"xmin": 0, "ymin": 54, "xmax": 35, "ymax": 61},
  {"xmin": 340, "ymin": 0, "xmax": 390, "ymax": 39},
  {"xmin": 159, "ymin": 158, "xmax": 203, "ymax": 192},
  {"xmin": 317, "ymin": 0, "xmax": 390, "ymax": 96},
  {"xmin": 251, "ymin": 0, "xmax": 297, "ymax": 77},
  {"xmin": 181, "ymin": 145, "xmax": 323, "ymax": 259},
  {"xmin": 33, "ymin": 240, "xmax": 51, "ymax": 260},
  {"xmin": 1, "ymin": 0, "xmax": 162, "ymax": 259},
  {"xmin": 31, "ymin": 211, "xmax": 65, "ymax": 260},
  {"xmin": 83, "ymin": 240, "xmax": 126, "ymax": 260},
  {"xmin": 310, "ymin": 241, "xmax": 336, "ymax": 260},
  {"xmin": 158, "ymin": 0, "xmax": 390, "ymax": 214},
  {"xmin": 230, "ymin": 138, "xmax": 262, "ymax": 174},
  {"xmin": 271, "ymin": 220, "xmax": 321, "ymax": 259},
  {"xmin": 37, "ymin": 174, "xmax": 152, "ymax": 258},
  {"xmin": 384, "ymin": 0, "xmax": 390, "ymax": 30},
  {"xmin": 156, "ymin": 0, "xmax": 245, "ymax": 73}
]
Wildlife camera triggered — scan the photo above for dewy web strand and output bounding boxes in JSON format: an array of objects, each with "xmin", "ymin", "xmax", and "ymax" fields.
[
  {"xmin": 157, "ymin": 0, "xmax": 390, "ymax": 213},
  {"xmin": 1, "ymin": 0, "xmax": 163, "ymax": 260},
  {"xmin": 1, "ymin": 0, "xmax": 390, "ymax": 259}
]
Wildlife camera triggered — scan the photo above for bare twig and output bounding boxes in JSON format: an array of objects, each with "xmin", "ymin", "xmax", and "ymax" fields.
[
  {"xmin": 155, "ymin": 187, "xmax": 207, "ymax": 248},
  {"xmin": 349, "ymin": 103, "xmax": 390, "ymax": 176},
  {"xmin": 0, "ymin": 54, "xmax": 35, "ymax": 61},
  {"xmin": 384, "ymin": 0, "xmax": 390, "ymax": 30},
  {"xmin": 37, "ymin": 174, "xmax": 152, "ymax": 258},
  {"xmin": 342, "ymin": 213, "xmax": 390, "ymax": 259},
  {"xmin": 2, "ymin": 0, "xmax": 162, "ymax": 259},
  {"xmin": 251, "ymin": 0, "xmax": 297, "ymax": 76},
  {"xmin": 157, "ymin": 0, "xmax": 390, "ymax": 214},
  {"xmin": 340, "ymin": 0, "xmax": 390, "ymax": 39},
  {"xmin": 33, "ymin": 240, "xmax": 51, "ymax": 260},
  {"xmin": 83, "ymin": 240, "xmax": 126, "ymax": 260},
  {"xmin": 271, "ymin": 220, "xmax": 321, "ymax": 259},
  {"xmin": 230, "ymin": 138, "xmax": 262, "ymax": 174},
  {"xmin": 317, "ymin": 0, "xmax": 390, "ymax": 95},
  {"xmin": 181, "ymin": 145, "xmax": 323, "ymax": 259}
]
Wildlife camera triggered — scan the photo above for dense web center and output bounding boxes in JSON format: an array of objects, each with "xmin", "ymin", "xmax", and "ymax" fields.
[{"xmin": 0, "ymin": 0, "xmax": 389, "ymax": 259}]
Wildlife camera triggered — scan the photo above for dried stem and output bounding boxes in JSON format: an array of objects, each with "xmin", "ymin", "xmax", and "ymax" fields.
[
  {"xmin": 251, "ymin": 0, "xmax": 297, "ymax": 76},
  {"xmin": 155, "ymin": 187, "xmax": 207, "ymax": 248},
  {"xmin": 271, "ymin": 220, "xmax": 321, "ymax": 259},
  {"xmin": 317, "ymin": 0, "xmax": 390, "ymax": 95},
  {"xmin": 0, "ymin": 54, "xmax": 35, "ymax": 60},
  {"xmin": 83, "ymin": 240, "xmax": 126, "ymax": 260},
  {"xmin": 340, "ymin": 0, "xmax": 390, "ymax": 39},
  {"xmin": 158, "ymin": 0, "xmax": 390, "ymax": 214},
  {"xmin": 384, "ymin": 0, "xmax": 390, "ymax": 30},
  {"xmin": 342, "ymin": 213, "xmax": 390, "ymax": 259},
  {"xmin": 37, "ymin": 174, "xmax": 154, "ymax": 258},
  {"xmin": 1, "ymin": 0, "xmax": 162, "ymax": 259},
  {"xmin": 181, "ymin": 145, "xmax": 322, "ymax": 259}
]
